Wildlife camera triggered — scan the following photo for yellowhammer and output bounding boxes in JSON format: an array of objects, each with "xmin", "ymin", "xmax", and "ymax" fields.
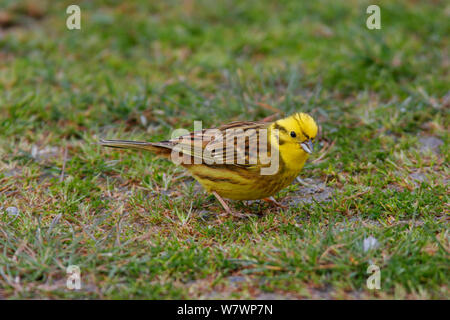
[{"xmin": 100, "ymin": 112, "xmax": 318, "ymax": 216}]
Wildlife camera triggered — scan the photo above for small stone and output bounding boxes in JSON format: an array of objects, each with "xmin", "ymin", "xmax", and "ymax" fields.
[
  {"xmin": 409, "ymin": 172, "xmax": 428, "ymax": 188},
  {"xmin": 6, "ymin": 206, "xmax": 19, "ymax": 217},
  {"xmin": 409, "ymin": 172, "xmax": 427, "ymax": 182},
  {"xmin": 363, "ymin": 236, "xmax": 379, "ymax": 252},
  {"xmin": 31, "ymin": 145, "xmax": 39, "ymax": 159},
  {"xmin": 140, "ymin": 115, "xmax": 148, "ymax": 126},
  {"xmin": 419, "ymin": 137, "xmax": 443, "ymax": 154},
  {"xmin": 228, "ymin": 276, "xmax": 246, "ymax": 283}
]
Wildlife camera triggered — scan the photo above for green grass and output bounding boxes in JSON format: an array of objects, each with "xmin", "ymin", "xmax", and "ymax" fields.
[{"xmin": 0, "ymin": 0, "xmax": 448, "ymax": 299}]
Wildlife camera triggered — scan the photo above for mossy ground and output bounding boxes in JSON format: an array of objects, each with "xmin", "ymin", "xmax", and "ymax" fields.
[{"xmin": 0, "ymin": 0, "xmax": 448, "ymax": 299}]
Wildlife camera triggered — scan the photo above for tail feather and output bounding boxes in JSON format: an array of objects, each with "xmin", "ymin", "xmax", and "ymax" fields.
[{"xmin": 99, "ymin": 139, "xmax": 170, "ymax": 155}]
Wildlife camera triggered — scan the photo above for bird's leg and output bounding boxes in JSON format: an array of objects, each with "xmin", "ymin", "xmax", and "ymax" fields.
[
  {"xmin": 263, "ymin": 196, "xmax": 288, "ymax": 209},
  {"xmin": 212, "ymin": 191, "xmax": 245, "ymax": 218},
  {"xmin": 212, "ymin": 191, "xmax": 232, "ymax": 214}
]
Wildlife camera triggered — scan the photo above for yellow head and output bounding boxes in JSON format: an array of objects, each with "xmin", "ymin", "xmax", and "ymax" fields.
[{"xmin": 270, "ymin": 113, "xmax": 318, "ymax": 170}]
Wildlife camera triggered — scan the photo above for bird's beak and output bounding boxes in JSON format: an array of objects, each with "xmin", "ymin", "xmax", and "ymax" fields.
[{"xmin": 301, "ymin": 139, "xmax": 314, "ymax": 154}]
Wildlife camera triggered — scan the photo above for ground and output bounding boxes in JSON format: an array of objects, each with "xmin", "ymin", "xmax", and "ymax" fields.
[{"xmin": 0, "ymin": 0, "xmax": 448, "ymax": 299}]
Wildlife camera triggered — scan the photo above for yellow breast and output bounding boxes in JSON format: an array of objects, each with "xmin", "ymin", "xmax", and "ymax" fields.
[{"xmin": 186, "ymin": 148, "xmax": 309, "ymax": 200}]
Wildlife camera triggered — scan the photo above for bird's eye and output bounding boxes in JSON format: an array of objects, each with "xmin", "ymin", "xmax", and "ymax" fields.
[{"xmin": 290, "ymin": 131, "xmax": 296, "ymax": 138}]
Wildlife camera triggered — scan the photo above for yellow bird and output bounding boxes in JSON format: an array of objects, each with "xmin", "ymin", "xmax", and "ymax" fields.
[{"xmin": 100, "ymin": 113, "xmax": 318, "ymax": 216}]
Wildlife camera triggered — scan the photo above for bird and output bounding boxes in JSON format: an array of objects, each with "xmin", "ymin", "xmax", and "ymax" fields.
[{"xmin": 100, "ymin": 112, "xmax": 318, "ymax": 216}]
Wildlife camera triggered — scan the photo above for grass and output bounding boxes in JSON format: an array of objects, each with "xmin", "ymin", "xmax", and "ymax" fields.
[{"xmin": 0, "ymin": 0, "xmax": 448, "ymax": 299}]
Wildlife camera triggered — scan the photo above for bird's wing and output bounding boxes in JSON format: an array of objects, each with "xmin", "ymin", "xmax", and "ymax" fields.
[{"xmin": 168, "ymin": 121, "xmax": 271, "ymax": 166}]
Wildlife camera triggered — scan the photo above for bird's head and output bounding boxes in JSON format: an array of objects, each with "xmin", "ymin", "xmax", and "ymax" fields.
[{"xmin": 272, "ymin": 112, "xmax": 318, "ymax": 155}]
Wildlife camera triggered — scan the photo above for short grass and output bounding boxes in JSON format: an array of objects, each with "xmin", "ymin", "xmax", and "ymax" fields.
[{"xmin": 0, "ymin": 0, "xmax": 448, "ymax": 299}]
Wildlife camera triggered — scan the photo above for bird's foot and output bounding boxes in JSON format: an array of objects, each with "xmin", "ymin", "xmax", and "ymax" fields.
[
  {"xmin": 212, "ymin": 191, "xmax": 246, "ymax": 218},
  {"xmin": 263, "ymin": 196, "xmax": 288, "ymax": 209}
]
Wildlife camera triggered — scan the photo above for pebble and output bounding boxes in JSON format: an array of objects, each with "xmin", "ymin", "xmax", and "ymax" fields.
[
  {"xmin": 6, "ymin": 206, "xmax": 19, "ymax": 217},
  {"xmin": 363, "ymin": 236, "xmax": 379, "ymax": 252},
  {"xmin": 419, "ymin": 136, "xmax": 443, "ymax": 154}
]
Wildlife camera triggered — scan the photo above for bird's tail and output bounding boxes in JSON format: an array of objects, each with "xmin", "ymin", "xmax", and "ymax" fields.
[{"xmin": 99, "ymin": 139, "xmax": 171, "ymax": 155}]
